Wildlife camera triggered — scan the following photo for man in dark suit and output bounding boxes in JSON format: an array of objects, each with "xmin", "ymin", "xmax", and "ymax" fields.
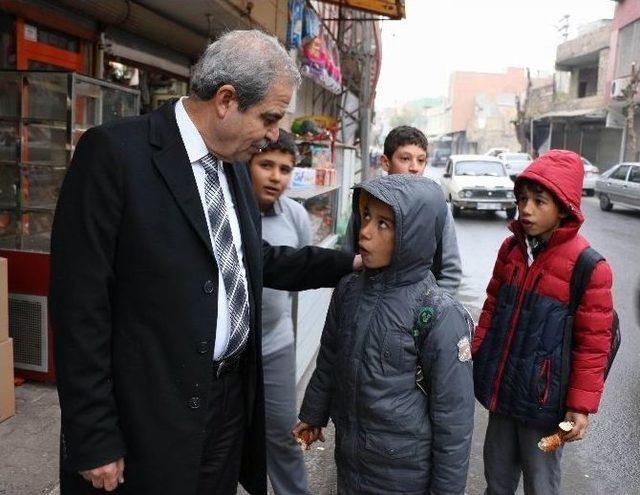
[{"xmin": 50, "ymin": 30, "xmax": 357, "ymax": 495}]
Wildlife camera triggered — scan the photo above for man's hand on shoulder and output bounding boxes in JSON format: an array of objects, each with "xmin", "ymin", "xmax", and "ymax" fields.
[{"xmin": 79, "ymin": 458, "xmax": 125, "ymax": 492}]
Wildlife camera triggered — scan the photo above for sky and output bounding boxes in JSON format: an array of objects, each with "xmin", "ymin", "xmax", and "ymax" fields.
[{"xmin": 375, "ymin": 0, "xmax": 616, "ymax": 109}]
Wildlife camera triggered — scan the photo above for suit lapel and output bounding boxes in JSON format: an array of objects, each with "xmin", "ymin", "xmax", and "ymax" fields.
[{"xmin": 150, "ymin": 101, "xmax": 215, "ymax": 260}]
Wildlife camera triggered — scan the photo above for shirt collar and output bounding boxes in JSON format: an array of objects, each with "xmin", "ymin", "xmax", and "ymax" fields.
[
  {"xmin": 525, "ymin": 235, "xmax": 547, "ymax": 265},
  {"xmin": 175, "ymin": 97, "xmax": 209, "ymax": 164},
  {"xmin": 263, "ymin": 198, "xmax": 284, "ymax": 217}
]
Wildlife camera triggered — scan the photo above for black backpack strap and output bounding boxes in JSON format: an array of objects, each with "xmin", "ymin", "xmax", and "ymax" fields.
[
  {"xmin": 559, "ymin": 247, "xmax": 605, "ymax": 418},
  {"xmin": 431, "ymin": 231, "xmax": 444, "ymax": 280},
  {"xmin": 430, "ymin": 208, "xmax": 446, "ymax": 280},
  {"xmin": 568, "ymin": 247, "xmax": 605, "ymax": 316}
]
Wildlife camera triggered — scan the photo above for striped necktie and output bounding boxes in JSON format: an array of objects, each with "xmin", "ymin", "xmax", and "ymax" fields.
[{"xmin": 200, "ymin": 154, "xmax": 250, "ymax": 359}]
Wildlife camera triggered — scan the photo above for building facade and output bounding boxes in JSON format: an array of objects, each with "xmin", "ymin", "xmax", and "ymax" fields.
[
  {"xmin": 445, "ymin": 67, "xmax": 528, "ymax": 154},
  {"xmin": 607, "ymin": 0, "xmax": 640, "ymax": 162},
  {"xmin": 528, "ymin": 19, "xmax": 621, "ymax": 167}
]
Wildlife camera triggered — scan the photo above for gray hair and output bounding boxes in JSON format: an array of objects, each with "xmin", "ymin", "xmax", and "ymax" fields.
[{"xmin": 190, "ymin": 30, "xmax": 301, "ymax": 111}]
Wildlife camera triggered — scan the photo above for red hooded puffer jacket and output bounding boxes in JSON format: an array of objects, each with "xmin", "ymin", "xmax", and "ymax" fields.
[{"xmin": 472, "ymin": 150, "xmax": 613, "ymax": 426}]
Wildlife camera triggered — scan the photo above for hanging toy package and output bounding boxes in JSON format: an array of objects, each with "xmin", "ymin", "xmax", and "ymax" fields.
[{"xmin": 286, "ymin": 0, "xmax": 304, "ymax": 48}]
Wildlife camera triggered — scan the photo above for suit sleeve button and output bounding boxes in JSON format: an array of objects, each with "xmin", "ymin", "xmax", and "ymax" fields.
[
  {"xmin": 197, "ymin": 341, "xmax": 210, "ymax": 354},
  {"xmin": 203, "ymin": 280, "xmax": 215, "ymax": 294},
  {"xmin": 187, "ymin": 396, "xmax": 201, "ymax": 409}
]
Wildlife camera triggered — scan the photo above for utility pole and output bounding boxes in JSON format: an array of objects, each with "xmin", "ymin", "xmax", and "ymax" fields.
[
  {"xmin": 555, "ymin": 14, "xmax": 570, "ymax": 41},
  {"xmin": 622, "ymin": 63, "xmax": 640, "ymax": 162},
  {"xmin": 513, "ymin": 68, "xmax": 532, "ymax": 153}
]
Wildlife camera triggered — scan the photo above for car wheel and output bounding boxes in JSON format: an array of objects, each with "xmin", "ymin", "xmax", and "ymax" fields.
[
  {"xmin": 599, "ymin": 194, "xmax": 613, "ymax": 211},
  {"xmin": 506, "ymin": 207, "xmax": 517, "ymax": 220},
  {"xmin": 451, "ymin": 203, "xmax": 461, "ymax": 218}
]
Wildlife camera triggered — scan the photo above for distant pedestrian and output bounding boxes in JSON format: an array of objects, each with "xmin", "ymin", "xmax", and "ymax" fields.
[
  {"xmin": 472, "ymin": 150, "xmax": 615, "ymax": 495},
  {"xmin": 294, "ymin": 175, "xmax": 475, "ymax": 494}
]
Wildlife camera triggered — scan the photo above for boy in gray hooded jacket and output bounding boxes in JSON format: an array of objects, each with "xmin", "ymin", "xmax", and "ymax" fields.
[{"xmin": 294, "ymin": 175, "xmax": 475, "ymax": 494}]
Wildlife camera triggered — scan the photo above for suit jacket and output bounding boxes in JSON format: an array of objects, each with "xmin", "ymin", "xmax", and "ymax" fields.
[{"xmin": 50, "ymin": 100, "xmax": 353, "ymax": 495}]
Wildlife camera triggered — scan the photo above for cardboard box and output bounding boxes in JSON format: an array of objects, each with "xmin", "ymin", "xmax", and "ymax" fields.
[
  {"xmin": 0, "ymin": 337, "xmax": 15, "ymax": 423},
  {"xmin": 0, "ymin": 257, "xmax": 6, "ymax": 342}
]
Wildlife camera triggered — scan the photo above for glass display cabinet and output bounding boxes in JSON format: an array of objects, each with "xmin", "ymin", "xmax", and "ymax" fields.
[
  {"xmin": 0, "ymin": 70, "xmax": 139, "ymax": 382},
  {"xmin": 0, "ymin": 70, "xmax": 139, "ymax": 252}
]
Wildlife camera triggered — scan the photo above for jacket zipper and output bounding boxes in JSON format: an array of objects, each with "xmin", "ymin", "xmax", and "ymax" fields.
[
  {"xmin": 489, "ymin": 260, "xmax": 536, "ymax": 411},
  {"xmin": 538, "ymin": 358, "xmax": 552, "ymax": 407},
  {"xmin": 525, "ymin": 272, "xmax": 544, "ymax": 310}
]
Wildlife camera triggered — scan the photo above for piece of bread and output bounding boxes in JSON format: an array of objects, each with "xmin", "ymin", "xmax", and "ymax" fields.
[
  {"xmin": 538, "ymin": 421, "xmax": 575, "ymax": 453},
  {"xmin": 295, "ymin": 429, "xmax": 315, "ymax": 450}
]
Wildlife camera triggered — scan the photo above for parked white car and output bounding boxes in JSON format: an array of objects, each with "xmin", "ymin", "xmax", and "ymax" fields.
[
  {"xmin": 440, "ymin": 155, "xmax": 517, "ymax": 219},
  {"xmin": 595, "ymin": 162, "xmax": 640, "ymax": 211},
  {"xmin": 498, "ymin": 152, "xmax": 533, "ymax": 181},
  {"xmin": 582, "ymin": 157, "xmax": 600, "ymax": 196}
]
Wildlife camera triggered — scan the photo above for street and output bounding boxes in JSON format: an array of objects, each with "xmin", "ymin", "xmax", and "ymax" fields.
[{"xmin": 426, "ymin": 166, "xmax": 640, "ymax": 494}]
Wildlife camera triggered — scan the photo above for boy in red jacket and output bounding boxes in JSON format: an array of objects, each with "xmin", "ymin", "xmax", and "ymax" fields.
[{"xmin": 472, "ymin": 149, "xmax": 614, "ymax": 494}]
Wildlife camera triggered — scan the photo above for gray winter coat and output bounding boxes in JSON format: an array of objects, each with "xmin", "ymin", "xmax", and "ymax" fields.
[{"xmin": 300, "ymin": 175, "xmax": 475, "ymax": 494}]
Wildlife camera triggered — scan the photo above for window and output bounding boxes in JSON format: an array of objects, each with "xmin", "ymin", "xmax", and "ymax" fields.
[
  {"xmin": 445, "ymin": 160, "xmax": 452, "ymax": 175},
  {"xmin": 611, "ymin": 165, "xmax": 630, "ymax": 181},
  {"xmin": 577, "ymin": 67, "xmax": 598, "ymax": 98},
  {"xmin": 616, "ymin": 19, "xmax": 640, "ymax": 78},
  {"xmin": 628, "ymin": 166, "xmax": 640, "ymax": 184},
  {"xmin": 35, "ymin": 26, "xmax": 79, "ymax": 52},
  {"xmin": 454, "ymin": 161, "xmax": 506, "ymax": 177},
  {"xmin": 0, "ymin": 13, "xmax": 16, "ymax": 69}
]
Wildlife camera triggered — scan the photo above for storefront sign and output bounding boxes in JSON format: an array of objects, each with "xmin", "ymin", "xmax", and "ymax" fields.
[{"xmin": 317, "ymin": 0, "xmax": 405, "ymax": 19}]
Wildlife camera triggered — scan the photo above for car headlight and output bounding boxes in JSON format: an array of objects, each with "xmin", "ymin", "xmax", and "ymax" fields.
[
  {"xmin": 506, "ymin": 191, "xmax": 514, "ymax": 199},
  {"xmin": 461, "ymin": 190, "xmax": 473, "ymax": 198}
]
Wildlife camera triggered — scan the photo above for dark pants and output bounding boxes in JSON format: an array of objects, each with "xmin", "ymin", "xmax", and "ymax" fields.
[
  {"xmin": 483, "ymin": 412, "xmax": 563, "ymax": 495},
  {"xmin": 196, "ymin": 364, "xmax": 245, "ymax": 495}
]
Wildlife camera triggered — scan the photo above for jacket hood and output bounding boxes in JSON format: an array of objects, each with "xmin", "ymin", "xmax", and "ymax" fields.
[
  {"xmin": 353, "ymin": 175, "xmax": 447, "ymax": 286},
  {"xmin": 514, "ymin": 149, "xmax": 584, "ymax": 224}
]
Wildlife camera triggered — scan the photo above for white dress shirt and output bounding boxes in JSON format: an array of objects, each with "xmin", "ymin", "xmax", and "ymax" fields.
[{"xmin": 175, "ymin": 97, "xmax": 248, "ymax": 360}]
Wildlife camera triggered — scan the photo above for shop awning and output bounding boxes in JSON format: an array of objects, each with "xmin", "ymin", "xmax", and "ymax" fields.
[
  {"xmin": 315, "ymin": 0, "xmax": 405, "ymax": 19},
  {"xmin": 536, "ymin": 108, "xmax": 607, "ymax": 120}
]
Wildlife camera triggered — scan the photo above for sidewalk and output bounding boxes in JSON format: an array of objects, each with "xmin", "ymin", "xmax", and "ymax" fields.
[
  {"xmin": 0, "ymin": 381, "xmax": 60, "ymax": 495},
  {"xmin": 0, "ymin": 362, "xmax": 339, "ymax": 495}
]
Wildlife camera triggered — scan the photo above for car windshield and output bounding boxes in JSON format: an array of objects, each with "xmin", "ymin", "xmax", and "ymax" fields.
[{"xmin": 455, "ymin": 161, "xmax": 506, "ymax": 177}]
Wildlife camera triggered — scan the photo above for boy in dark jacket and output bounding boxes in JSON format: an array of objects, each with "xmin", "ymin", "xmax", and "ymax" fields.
[
  {"xmin": 472, "ymin": 150, "xmax": 614, "ymax": 495},
  {"xmin": 294, "ymin": 175, "xmax": 475, "ymax": 494}
]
